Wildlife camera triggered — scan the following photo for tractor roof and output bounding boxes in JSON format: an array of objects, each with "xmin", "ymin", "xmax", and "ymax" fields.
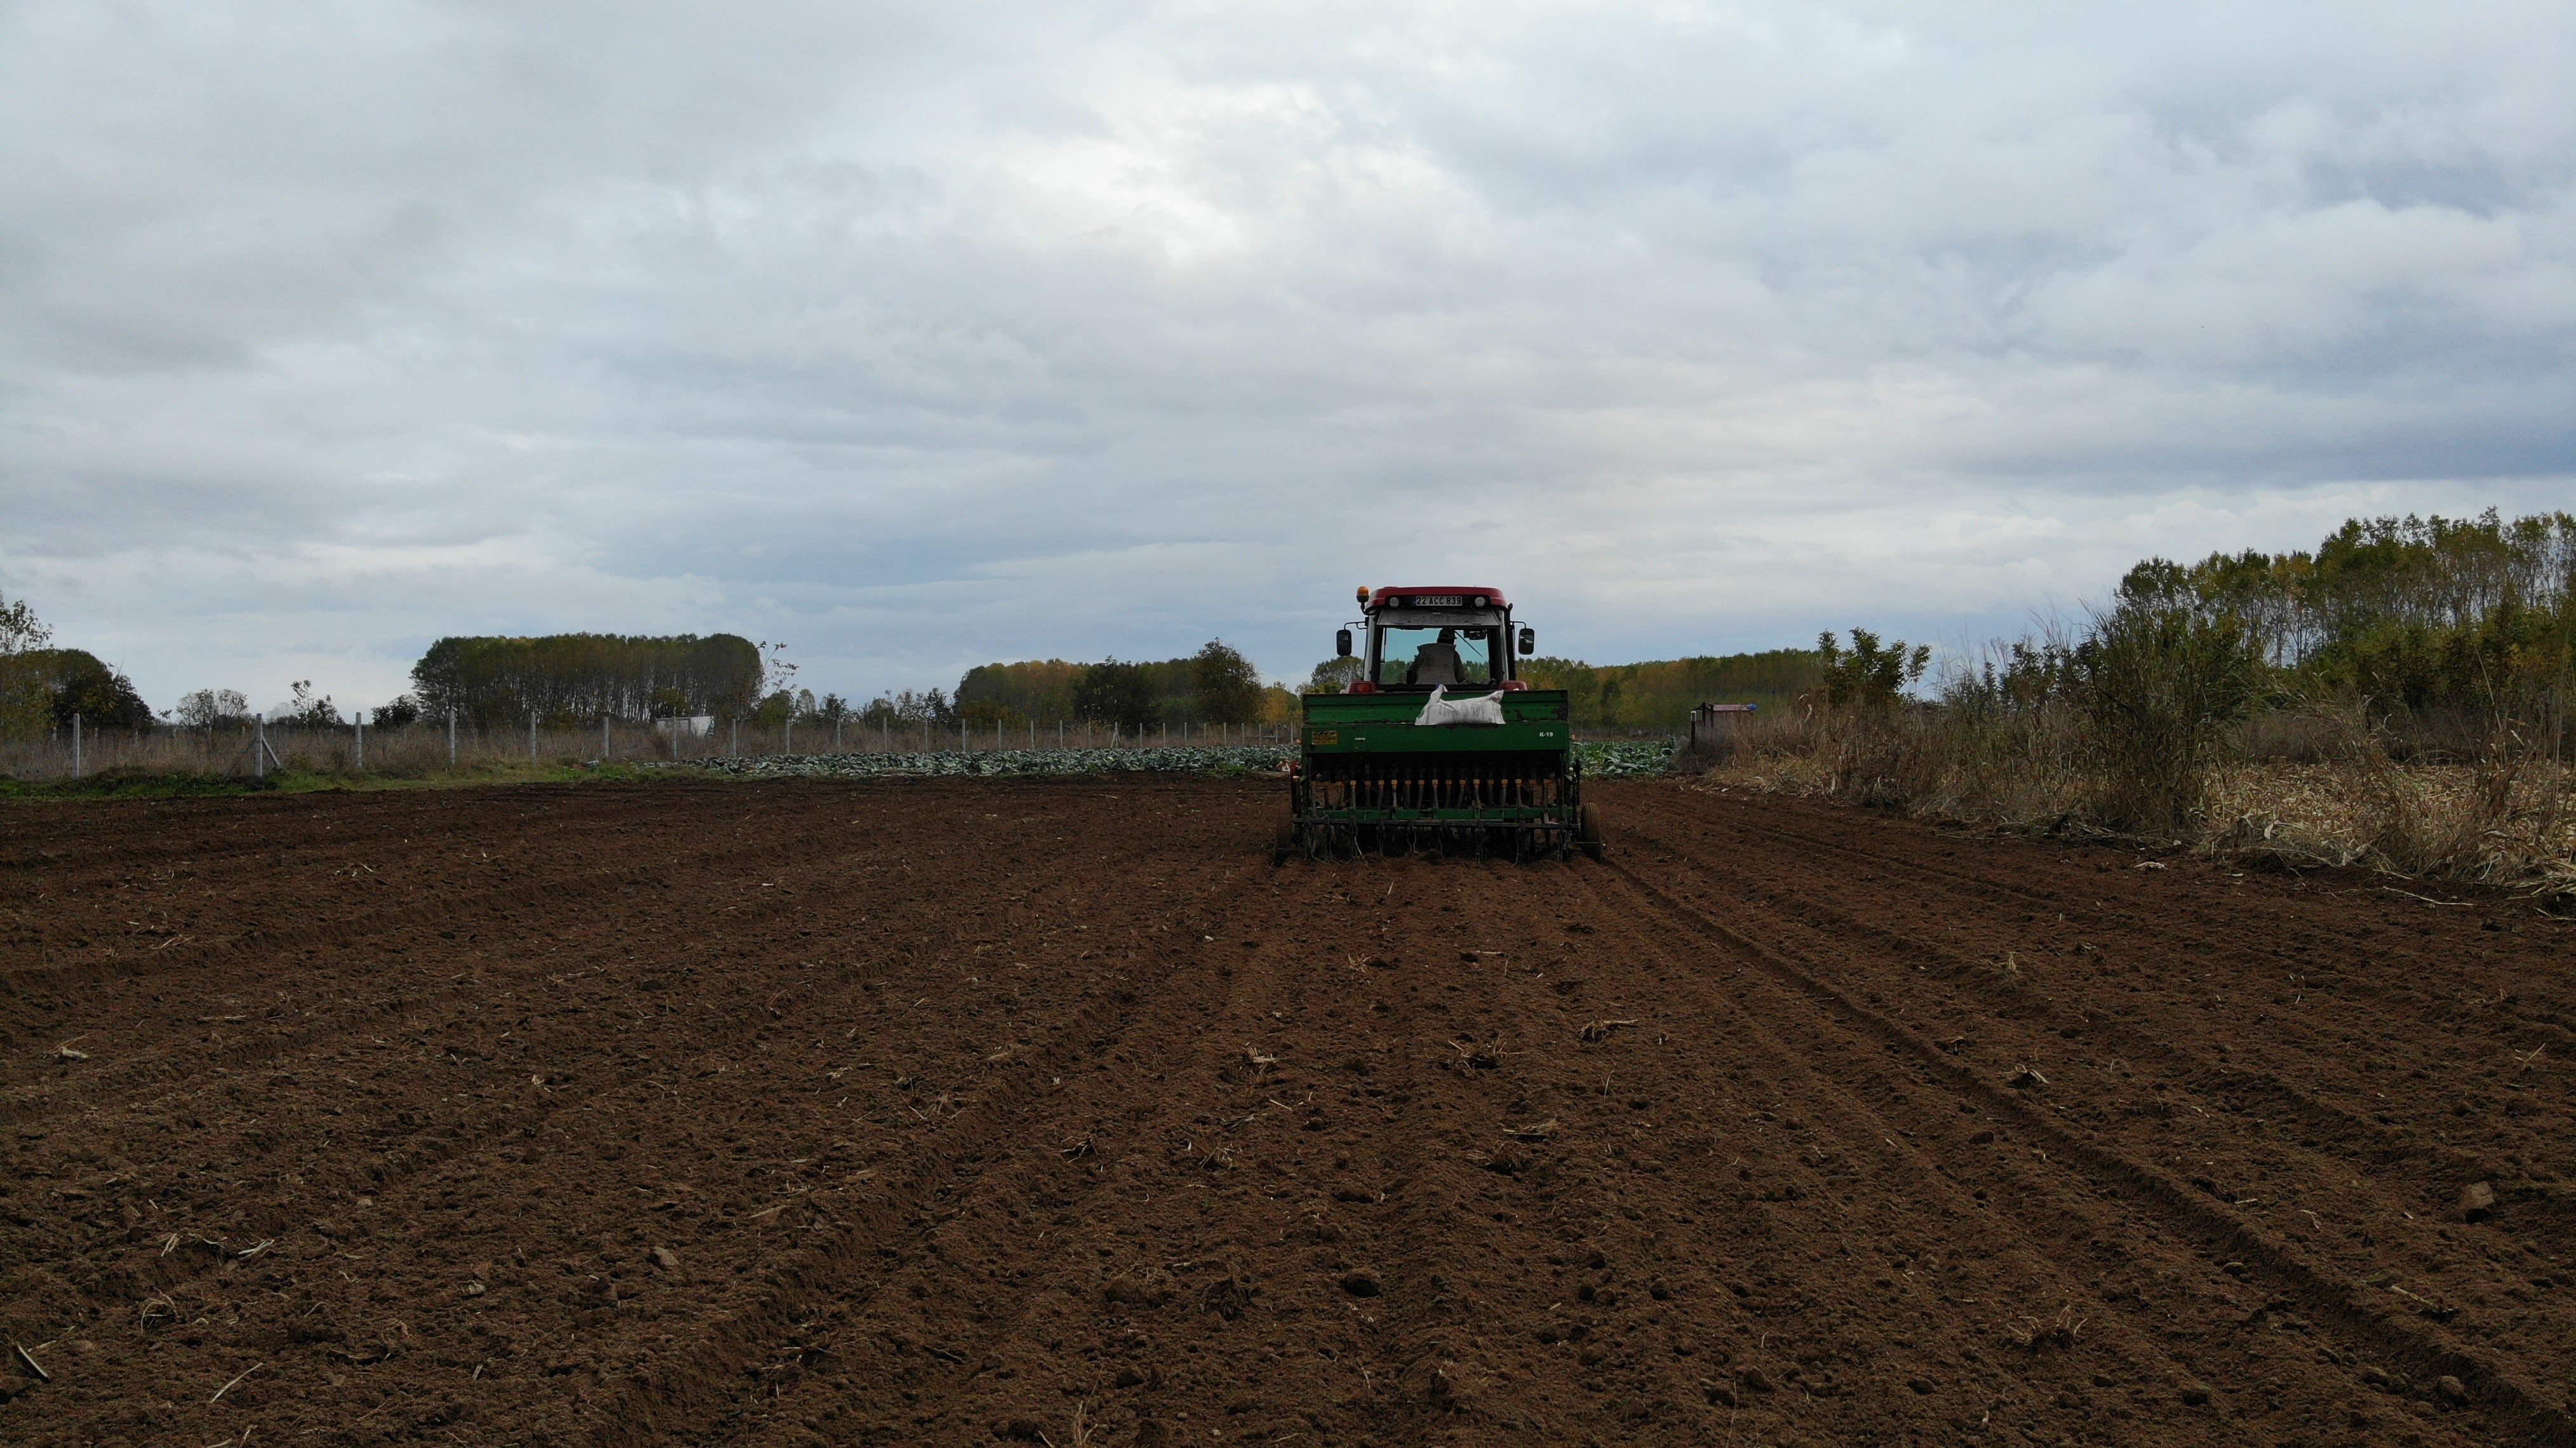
[{"xmin": 1365, "ymin": 586, "xmax": 1510, "ymax": 610}]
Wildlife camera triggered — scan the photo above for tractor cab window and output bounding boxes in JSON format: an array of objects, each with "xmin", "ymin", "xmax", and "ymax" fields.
[{"xmin": 1374, "ymin": 625, "xmax": 1497, "ymax": 687}]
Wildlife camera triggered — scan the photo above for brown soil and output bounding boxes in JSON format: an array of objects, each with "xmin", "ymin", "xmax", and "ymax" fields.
[{"xmin": 3, "ymin": 777, "xmax": 2572, "ymax": 1446}]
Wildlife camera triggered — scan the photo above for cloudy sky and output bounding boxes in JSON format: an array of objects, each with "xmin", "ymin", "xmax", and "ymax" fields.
[{"xmin": 4, "ymin": 1, "xmax": 2570, "ymax": 711}]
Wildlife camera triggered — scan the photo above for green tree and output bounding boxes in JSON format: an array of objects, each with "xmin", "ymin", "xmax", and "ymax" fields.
[
  {"xmin": 1072, "ymin": 659, "xmax": 1159, "ymax": 729},
  {"xmin": 0, "ymin": 591, "xmax": 49, "ymax": 655},
  {"xmin": 1190, "ymin": 639, "xmax": 1265, "ymax": 724},
  {"xmin": 175, "ymin": 688, "xmax": 253, "ymax": 729},
  {"xmin": 1815, "ymin": 629, "xmax": 1929, "ymax": 712},
  {"xmin": 288, "ymin": 680, "xmax": 344, "ymax": 729}
]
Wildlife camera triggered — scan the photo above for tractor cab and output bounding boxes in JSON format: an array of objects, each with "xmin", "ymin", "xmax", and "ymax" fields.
[{"xmin": 1336, "ymin": 586, "xmax": 1538, "ymax": 693}]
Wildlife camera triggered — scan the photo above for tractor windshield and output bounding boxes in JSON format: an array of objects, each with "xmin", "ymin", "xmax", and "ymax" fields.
[{"xmin": 1374, "ymin": 624, "xmax": 1498, "ymax": 688}]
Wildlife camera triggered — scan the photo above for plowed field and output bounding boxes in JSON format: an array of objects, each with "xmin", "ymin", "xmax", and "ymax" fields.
[{"xmin": 4, "ymin": 778, "xmax": 2573, "ymax": 1447}]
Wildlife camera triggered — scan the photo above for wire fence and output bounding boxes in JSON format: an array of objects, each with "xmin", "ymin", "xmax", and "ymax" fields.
[{"xmin": 0, "ymin": 714, "xmax": 1305, "ymax": 782}]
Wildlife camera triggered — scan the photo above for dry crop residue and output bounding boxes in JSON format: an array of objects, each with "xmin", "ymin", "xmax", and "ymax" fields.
[{"xmin": 2, "ymin": 777, "xmax": 2571, "ymax": 1446}]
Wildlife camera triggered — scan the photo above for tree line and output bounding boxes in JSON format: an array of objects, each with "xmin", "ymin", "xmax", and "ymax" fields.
[
  {"xmin": 2137, "ymin": 509, "xmax": 2575, "ymax": 723},
  {"xmin": 408, "ymin": 633, "xmax": 767, "ymax": 727},
  {"xmin": 886, "ymin": 641, "xmax": 1280, "ymax": 730}
]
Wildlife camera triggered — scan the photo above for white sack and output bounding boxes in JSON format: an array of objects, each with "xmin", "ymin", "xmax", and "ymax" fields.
[{"xmin": 1414, "ymin": 685, "xmax": 1506, "ymax": 727}]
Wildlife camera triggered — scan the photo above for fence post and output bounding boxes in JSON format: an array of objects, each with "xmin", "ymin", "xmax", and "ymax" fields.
[
  {"xmin": 448, "ymin": 710, "xmax": 457, "ymax": 767},
  {"xmin": 530, "ymin": 711, "xmax": 538, "ymax": 765},
  {"xmin": 72, "ymin": 711, "xmax": 82, "ymax": 777},
  {"xmin": 603, "ymin": 715, "xmax": 610, "ymax": 761},
  {"xmin": 254, "ymin": 716, "xmax": 269, "ymax": 779},
  {"xmin": 356, "ymin": 712, "xmax": 366, "ymax": 770},
  {"xmin": 785, "ymin": 718, "xmax": 794, "ymax": 755},
  {"xmin": 730, "ymin": 718, "xmax": 739, "ymax": 757}
]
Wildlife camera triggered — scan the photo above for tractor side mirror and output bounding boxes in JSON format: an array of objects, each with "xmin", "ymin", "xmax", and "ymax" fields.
[
  {"xmin": 1517, "ymin": 626, "xmax": 1536, "ymax": 655},
  {"xmin": 1335, "ymin": 628, "xmax": 1353, "ymax": 658}
]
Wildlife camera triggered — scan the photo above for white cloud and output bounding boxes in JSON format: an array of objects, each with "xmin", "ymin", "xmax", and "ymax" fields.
[{"xmin": 2, "ymin": 0, "xmax": 2569, "ymax": 707}]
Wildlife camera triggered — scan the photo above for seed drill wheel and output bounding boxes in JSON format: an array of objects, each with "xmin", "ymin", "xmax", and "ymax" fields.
[{"xmin": 1578, "ymin": 803, "xmax": 1607, "ymax": 861}]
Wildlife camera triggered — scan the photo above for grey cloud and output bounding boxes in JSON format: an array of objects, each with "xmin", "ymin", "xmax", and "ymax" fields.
[{"xmin": 3, "ymin": 0, "xmax": 2570, "ymax": 709}]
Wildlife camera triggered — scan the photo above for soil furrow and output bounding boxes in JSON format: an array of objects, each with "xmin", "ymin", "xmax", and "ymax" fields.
[
  {"xmin": 7, "ymin": 777, "xmax": 2569, "ymax": 1447},
  {"xmin": 1594, "ymin": 845, "xmax": 2575, "ymax": 1444}
]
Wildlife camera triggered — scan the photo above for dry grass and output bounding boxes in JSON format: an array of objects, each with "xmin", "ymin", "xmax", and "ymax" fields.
[{"xmin": 1700, "ymin": 701, "xmax": 2576, "ymax": 900}]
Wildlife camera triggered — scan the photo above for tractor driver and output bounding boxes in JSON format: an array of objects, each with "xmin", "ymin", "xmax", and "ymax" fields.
[{"xmin": 1408, "ymin": 627, "xmax": 1465, "ymax": 686}]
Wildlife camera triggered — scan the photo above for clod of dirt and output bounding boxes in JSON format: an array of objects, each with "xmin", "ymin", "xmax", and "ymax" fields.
[
  {"xmin": 1908, "ymin": 1377, "xmax": 1937, "ymax": 1395},
  {"xmin": 1112, "ymin": 1367, "xmax": 1145, "ymax": 1388},
  {"xmin": 649, "ymin": 1246, "xmax": 681, "ymax": 1270},
  {"xmin": 1401, "ymin": 1356, "xmax": 1487, "ymax": 1409},
  {"xmin": 1703, "ymin": 1381, "xmax": 1738, "ymax": 1407},
  {"xmin": 2180, "ymin": 1383, "xmax": 2213, "ymax": 1406},
  {"xmin": 1735, "ymin": 1366, "xmax": 1774, "ymax": 1393},
  {"xmin": 2460, "ymin": 1181, "xmax": 2498, "ymax": 1222},
  {"xmin": 2009, "ymin": 1066, "xmax": 2049, "ymax": 1089},
  {"xmin": 1339, "ymin": 1271, "xmax": 1381, "ymax": 1297},
  {"xmin": 2436, "ymin": 1375, "xmax": 2469, "ymax": 1404}
]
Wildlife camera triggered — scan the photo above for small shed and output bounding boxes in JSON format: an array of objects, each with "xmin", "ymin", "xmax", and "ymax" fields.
[{"xmin": 1687, "ymin": 702, "xmax": 1758, "ymax": 751}]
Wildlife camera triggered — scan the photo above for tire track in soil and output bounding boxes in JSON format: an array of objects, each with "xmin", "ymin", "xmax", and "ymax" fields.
[
  {"xmin": 1548, "ymin": 858, "xmax": 2434, "ymax": 1442},
  {"xmin": 1603, "ymin": 786, "xmax": 2576, "ymax": 1389},
  {"xmin": 580, "ymin": 838, "xmax": 1289, "ymax": 1447},
  {"xmin": 1638, "ymin": 788, "xmax": 2576, "ymax": 1055},
  {"xmin": 1535, "ymin": 866, "xmax": 2246, "ymax": 1432},
  {"xmin": 1590, "ymin": 847, "xmax": 2575, "ymax": 1444},
  {"xmin": 706, "ymin": 857, "xmax": 1379, "ymax": 1447},
  {"xmin": 1609, "ymin": 803, "xmax": 2576, "ymax": 1238}
]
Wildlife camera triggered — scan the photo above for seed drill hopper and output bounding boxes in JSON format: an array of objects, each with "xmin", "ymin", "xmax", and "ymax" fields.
[{"xmin": 1280, "ymin": 586, "xmax": 1602, "ymax": 861}]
